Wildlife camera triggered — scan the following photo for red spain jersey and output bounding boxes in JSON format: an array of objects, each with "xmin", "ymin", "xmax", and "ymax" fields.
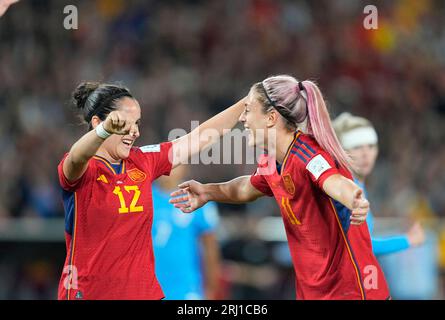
[
  {"xmin": 250, "ymin": 131, "xmax": 390, "ymax": 300},
  {"xmin": 57, "ymin": 142, "xmax": 172, "ymax": 300}
]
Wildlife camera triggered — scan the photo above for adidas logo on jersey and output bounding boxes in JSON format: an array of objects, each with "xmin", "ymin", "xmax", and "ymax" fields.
[{"xmin": 97, "ymin": 175, "xmax": 108, "ymax": 184}]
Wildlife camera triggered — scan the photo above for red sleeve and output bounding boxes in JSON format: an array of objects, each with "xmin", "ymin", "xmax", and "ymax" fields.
[
  {"xmin": 57, "ymin": 153, "xmax": 93, "ymax": 192},
  {"xmin": 139, "ymin": 142, "xmax": 173, "ymax": 180},
  {"xmin": 250, "ymin": 169, "xmax": 274, "ymax": 197},
  {"xmin": 250, "ymin": 154, "xmax": 274, "ymax": 197}
]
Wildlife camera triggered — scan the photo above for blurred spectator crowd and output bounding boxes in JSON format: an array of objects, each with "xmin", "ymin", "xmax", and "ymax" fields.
[
  {"xmin": 1, "ymin": 0, "xmax": 445, "ymax": 300},
  {"xmin": 1, "ymin": 0, "xmax": 444, "ymax": 221}
]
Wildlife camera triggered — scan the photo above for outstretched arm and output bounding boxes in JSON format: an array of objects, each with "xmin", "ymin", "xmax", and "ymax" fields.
[
  {"xmin": 170, "ymin": 98, "xmax": 246, "ymax": 169},
  {"xmin": 372, "ymin": 222, "xmax": 425, "ymax": 256},
  {"xmin": 322, "ymin": 174, "xmax": 369, "ymax": 225},
  {"xmin": 371, "ymin": 236, "xmax": 410, "ymax": 256},
  {"xmin": 169, "ymin": 176, "xmax": 264, "ymax": 213}
]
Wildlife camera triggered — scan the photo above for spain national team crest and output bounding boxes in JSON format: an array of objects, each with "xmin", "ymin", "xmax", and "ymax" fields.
[
  {"xmin": 97, "ymin": 174, "xmax": 109, "ymax": 184},
  {"xmin": 127, "ymin": 168, "xmax": 147, "ymax": 183},
  {"xmin": 282, "ymin": 173, "xmax": 295, "ymax": 196}
]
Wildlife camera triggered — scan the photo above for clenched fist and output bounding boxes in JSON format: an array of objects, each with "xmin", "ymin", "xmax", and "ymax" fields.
[{"xmin": 102, "ymin": 110, "xmax": 138, "ymax": 136}]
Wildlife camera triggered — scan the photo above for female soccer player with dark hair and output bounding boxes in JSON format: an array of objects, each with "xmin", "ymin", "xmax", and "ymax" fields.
[
  {"xmin": 58, "ymin": 81, "xmax": 245, "ymax": 300},
  {"xmin": 171, "ymin": 75, "xmax": 391, "ymax": 300}
]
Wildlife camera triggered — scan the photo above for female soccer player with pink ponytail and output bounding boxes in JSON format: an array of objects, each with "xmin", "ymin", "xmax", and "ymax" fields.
[{"xmin": 171, "ymin": 75, "xmax": 391, "ymax": 300}]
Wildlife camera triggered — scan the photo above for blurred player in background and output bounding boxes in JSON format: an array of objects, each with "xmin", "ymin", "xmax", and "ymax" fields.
[
  {"xmin": 152, "ymin": 165, "xmax": 220, "ymax": 300},
  {"xmin": 57, "ymin": 81, "xmax": 244, "ymax": 299},
  {"xmin": 0, "ymin": 0, "xmax": 18, "ymax": 17},
  {"xmin": 333, "ymin": 113, "xmax": 425, "ymax": 256},
  {"xmin": 171, "ymin": 75, "xmax": 390, "ymax": 300}
]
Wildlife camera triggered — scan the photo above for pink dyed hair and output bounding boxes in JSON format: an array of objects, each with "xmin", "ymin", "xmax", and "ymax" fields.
[{"xmin": 257, "ymin": 75, "xmax": 351, "ymax": 171}]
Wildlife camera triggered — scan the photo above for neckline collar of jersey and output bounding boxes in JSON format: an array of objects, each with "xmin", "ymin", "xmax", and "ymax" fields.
[
  {"xmin": 93, "ymin": 155, "xmax": 126, "ymax": 175},
  {"xmin": 278, "ymin": 130, "xmax": 301, "ymax": 176}
]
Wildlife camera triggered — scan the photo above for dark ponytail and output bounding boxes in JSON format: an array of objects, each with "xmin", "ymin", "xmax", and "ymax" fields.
[{"xmin": 72, "ymin": 81, "xmax": 133, "ymax": 129}]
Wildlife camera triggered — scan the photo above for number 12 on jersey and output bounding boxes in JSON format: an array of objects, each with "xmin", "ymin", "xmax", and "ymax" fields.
[{"xmin": 113, "ymin": 186, "xmax": 144, "ymax": 214}]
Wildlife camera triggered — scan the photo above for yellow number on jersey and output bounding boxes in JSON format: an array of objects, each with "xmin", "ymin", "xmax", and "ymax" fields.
[{"xmin": 113, "ymin": 186, "xmax": 144, "ymax": 214}]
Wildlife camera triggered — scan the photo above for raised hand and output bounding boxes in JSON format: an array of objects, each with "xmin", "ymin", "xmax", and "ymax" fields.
[
  {"xmin": 407, "ymin": 222, "xmax": 425, "ymax": 247},
  {"xmin": 350, "ymin": 189, "xmax": 369, "ymax": 225},
  {"xmin": 102, "ymin": 110, "xmax": 138, "ymax": 136},
  {"xmin": 169, "ymin": 180, "xmax": 208, "ymax": 214}
]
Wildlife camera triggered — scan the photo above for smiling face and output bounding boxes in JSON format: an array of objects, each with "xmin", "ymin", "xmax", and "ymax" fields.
[
  {"xmin": 94, "ymin": 97, "xmax": 141, "ymax": 162},
  {"xmin": 239, "ymin": 89, "xmax": 271, "ymax": 148}
]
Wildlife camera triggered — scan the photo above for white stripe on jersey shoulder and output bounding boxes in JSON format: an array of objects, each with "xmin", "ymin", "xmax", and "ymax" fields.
[
  {"xmin": 140, "ymin": 144, "xmax": 161, "ymax": 153},
  {"xmin": 306, "ymin": 154, "xmax": 331, "ymax": 180}
]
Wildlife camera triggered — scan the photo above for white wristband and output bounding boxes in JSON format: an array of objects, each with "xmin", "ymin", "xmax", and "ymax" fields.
[{"xmin": 96, "ymin": 122, "xmax": 112, "ymax": 139}]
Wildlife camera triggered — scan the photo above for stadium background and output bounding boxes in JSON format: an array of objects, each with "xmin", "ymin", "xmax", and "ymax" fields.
[{"xmin": 0, "ymin": 0, "xmax": 444, "ymax": 299}]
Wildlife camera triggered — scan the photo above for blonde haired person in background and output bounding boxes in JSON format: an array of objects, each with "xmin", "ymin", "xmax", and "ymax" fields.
[{"xmin": 333, "ymin": 112, "xmax": 425, "ymax": 256}]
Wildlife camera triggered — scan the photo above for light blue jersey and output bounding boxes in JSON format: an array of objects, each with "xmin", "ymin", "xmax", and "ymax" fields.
[
  {"xmin": 354, "ymin": 178, "xmax": 410, "ymax": 256},
  {"xmin": 152, "ymin": 184, "xmax": 219, "ymax": 300}
]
